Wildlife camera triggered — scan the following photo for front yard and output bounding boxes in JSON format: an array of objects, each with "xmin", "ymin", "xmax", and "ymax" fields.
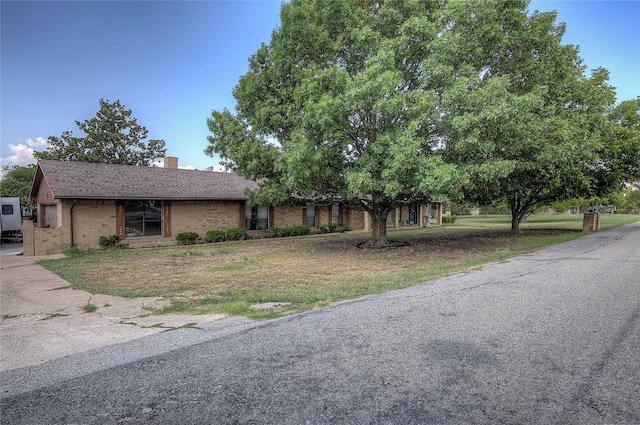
[{"xmin": 37, "ymin": 214, "xmax": 639, "ymax": 320}]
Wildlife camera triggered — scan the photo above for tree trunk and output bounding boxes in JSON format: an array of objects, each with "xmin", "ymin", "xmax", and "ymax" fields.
[
  {"xmin": 510, "ymin": 204, "xmax": 530, "ymax": 233},
  {"xmin": 510, "ymin": 213, "xmax": 520, "ymax": 233},
  {"xmin": 509, "ymin": 197, "xmax": 525, "ymax": 233},
  {"xmin": 366, "ymin": 205, "xmax": 391, "ymax": 248}
]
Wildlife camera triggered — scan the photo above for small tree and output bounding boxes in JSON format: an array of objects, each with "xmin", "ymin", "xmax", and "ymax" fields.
[
  {"xmin": 438, "ymin": 2, "xmax": 626, "ymax": 231},
  {"xmin": 34, "ymin": 99, "xmax": 166, "ymax": 166},
  {"xmin": 0, "ymin": 164, "xmax": 36, "ymax": 207}
]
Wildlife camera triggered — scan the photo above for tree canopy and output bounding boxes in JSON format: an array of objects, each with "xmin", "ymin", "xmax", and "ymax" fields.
[
  {"xmin": 0, "ymin": 164, "xmax": 36, "ymax": 206},
  {"xmin": 34, "ymin": 99, "xmax": 166, "ymax": 166},
  {"xmin": 206, "ymin": 0, "xmax": 639, "ymax": 242},
  {"xmin": 207, "ymin": 0, "xmax": 462, "ymax": 247},
  {"xmin": 436, "ymin": 1, "xmax": 634, "ymax": 231}
]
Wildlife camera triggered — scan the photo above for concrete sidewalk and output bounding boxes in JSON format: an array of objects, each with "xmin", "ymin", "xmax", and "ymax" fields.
[{"xmin": 0, "ymin": 254, "xmax": 224, "ymax": 372}]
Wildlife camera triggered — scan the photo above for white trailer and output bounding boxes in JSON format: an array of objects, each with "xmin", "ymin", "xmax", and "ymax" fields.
[{"xmin": 1, "ymin": 197, "xmax": 22, "ymax": 238}]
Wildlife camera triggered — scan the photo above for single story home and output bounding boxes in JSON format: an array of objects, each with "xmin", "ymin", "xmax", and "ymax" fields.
[{"xmin": 24, "ymin": 158, "xmax": 442, "ymax": 255}]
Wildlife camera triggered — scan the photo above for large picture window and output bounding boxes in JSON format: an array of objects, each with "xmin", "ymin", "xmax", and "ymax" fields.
[
  {"xmin": 245, "ymin": 205, "xmax": 269, "ymax": 230},
  {"xmin": 124, "ymin": 200, "xmax": 163, "ymax": 237}
]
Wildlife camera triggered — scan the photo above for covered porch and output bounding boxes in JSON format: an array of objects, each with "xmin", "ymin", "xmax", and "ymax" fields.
[{"xmin": 363, "ymin": 202, "xmax": 443, "ymax": 231}]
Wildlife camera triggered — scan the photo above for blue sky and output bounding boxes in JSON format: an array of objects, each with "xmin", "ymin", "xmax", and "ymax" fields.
[{"xmin": 2, "ymin": 1, "xmax": 639, "ymax": 172}]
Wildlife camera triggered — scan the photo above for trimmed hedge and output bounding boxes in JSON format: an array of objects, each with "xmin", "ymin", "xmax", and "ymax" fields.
[
  {"xmin": 176, "ymin": 231, "xmax": 201, "ymax": 245},
  {"xmin": 319, "ymin": 223, "xmax": 339, "ymax": 233},
  {"xmin": 98, "ymin": 234, "xmax": 128, "ymax": 249},
  {"xmin": 205, "ymin": 230, "xmax": 227, "ymax": 243},
  {"xmin": 205, "ymin": 228, "xmax": 247, "ymax": 243},
  {"xmin": 268, "ymin": 225, "xmax": 311, "ymax": 238},
  {"xmin": 227, "ymin": 228, "xmax": 247, "ymax": 241}
]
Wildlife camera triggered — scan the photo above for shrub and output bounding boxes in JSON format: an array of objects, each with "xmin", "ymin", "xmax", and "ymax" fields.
[
  {"xmin": 99, "ymin": 235, "xmax": 121, "ymax": 249},
  {"xmin": 442, "ymin": 215, "xmax": 457, "ymax": 224},
  {"xmin": 175, "ymin": 231, "xmax": 201, "ymax": 245},
  {"xmin": 293, "ymin": 225, "xmax": 311, "ymax": 236},
  {"xmin": 205, "ymin": 229, "xmax": 227, "ymax": 243},
  {"xmin": 269, "ymin": 225, "xmax": 311, "ymax": 238},
  {"xmin": 226, "ymin": 228, "xmax": 247, "ymax": 241},
  {"xmin": 320, "ymin": 223, "xmax": 338, "ymax": 233}
]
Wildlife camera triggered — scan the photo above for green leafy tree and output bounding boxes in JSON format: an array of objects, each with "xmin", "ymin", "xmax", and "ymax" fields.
[
  {"xmin": 438, "ymin": 0, "xmax": 628, "ymax": 231},
  {"xmin": 0, "ymin": 164, "xmax": 36, "ymax": 206},
  {"xmin": 628, "ymin": 188, "xmax": 640, "ymax": 211},
  {"xmin": 34, "ymin": 99, "xmax": 166, "ymax": 166},
  {"xmin": 206, "ymin": 0, "xmax": 463, "ymax": 247},
  {"xmin": 595, "ymin": 97, "xmax": 640, "ymax": 196}
]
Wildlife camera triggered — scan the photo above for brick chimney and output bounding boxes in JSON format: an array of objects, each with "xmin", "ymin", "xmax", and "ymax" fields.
[{"xmin": 164, "ymin": 156, "xmax": 178, "ymax": 169}]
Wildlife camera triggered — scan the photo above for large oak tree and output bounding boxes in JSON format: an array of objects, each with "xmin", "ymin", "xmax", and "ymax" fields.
[
  {"xmin": 206, "ymin": 0, "xmax": 638, "ymax": 242},
  {"xmin": 34, "ymin": 99, "xmax": 166, "ymax": 166},
  {"xmin": 206, "ymin": 0, "xmax": 462, "ymax": 247}
]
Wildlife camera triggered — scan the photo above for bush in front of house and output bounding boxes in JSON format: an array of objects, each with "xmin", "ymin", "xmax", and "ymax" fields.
[
  {"xmin": 98, "ymin": 235, "xmax": 128, "ymax": 249},
  {"xmin": 175, "ymin": 231, "xmax": 202, "ymax": 245},
  {"xmin": 204, "ymin": 228, "xmax": 247, "ymax": 243},
  {"xmin": 320, "ymin": 223, "xmax": 339, "ymax": 233},
  {"xmin": 442, "ymin": 215, "xmax": 457, "ymax": 224},
  {"xmin": 268, "ymin": 225, "xmax": 311, "ymax": 238},
  {"xmin": 205, "ymin": 229, "xmax": 227, "ymax": 243},
  {"xmin": 226, "ymin": 227, "xmax": 247, "ymax": 241}
]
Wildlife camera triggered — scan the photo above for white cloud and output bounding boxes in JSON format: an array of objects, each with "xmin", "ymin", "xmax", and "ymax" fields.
[
  {"xmin": 0, "ymin": 137, "xmax": 49, "ymax": 167},
  {"xmin": 210, "ymin": 163, "xmax": 228, "ymax": 172},
  {"xmin": 154, "ymin": 157, "xmax": 226, "ymax": 171},
  {"xmin": 153, "ymin": 158, "xmax": 195, "ymax": 170}
]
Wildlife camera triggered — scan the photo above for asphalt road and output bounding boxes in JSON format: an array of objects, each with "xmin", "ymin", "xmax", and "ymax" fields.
[{"xmin": 1, "ymin": 223, "xmax": 639, "ymax": 424}]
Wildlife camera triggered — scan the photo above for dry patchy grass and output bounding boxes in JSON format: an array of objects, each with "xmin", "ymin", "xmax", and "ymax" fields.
[{"xmin": 38, "ymin": 214, "xmax": 639, "ymax": 319}]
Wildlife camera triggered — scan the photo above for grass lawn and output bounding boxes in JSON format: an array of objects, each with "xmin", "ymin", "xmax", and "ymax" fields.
[{"xmin": 37, "ymin": 213, "xmax": 639, "ymax": 320}]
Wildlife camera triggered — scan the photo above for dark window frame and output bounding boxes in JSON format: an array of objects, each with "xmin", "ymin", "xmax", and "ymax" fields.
[{"xmin": 124, "ymin": 200, "xmax": 163, "ymax": 237}]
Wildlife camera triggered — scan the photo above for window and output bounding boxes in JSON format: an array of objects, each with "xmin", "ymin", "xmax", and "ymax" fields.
[
  {"xmin": 306, "ymin": 206, "xmax": 317, "ymax": 227},
  {"xmin": 42, "ymin": 205, "xmax": 58, "ymax": 228},
  {"xmin": 124, "ymin": 201, "xmax": 162, "ymax": 237},
  {"xmin": 245, "ymin": 205, "xmax": 268, "ymax": 230},
  {"xmin": 2, "ymin": 205, "xmax": 13, "ymax": 215},
  {"xmin": 331, "ymin": 203, "xmax": 340, "ymax": 225}
]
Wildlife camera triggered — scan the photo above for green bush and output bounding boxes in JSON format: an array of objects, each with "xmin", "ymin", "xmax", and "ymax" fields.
[
  {"xmin": 226, "ymin": 228, "xmax": 247, "ymax": 241},
  {"xmin": 319, "ymin": 223, "xmax": 338, "ymax": 233},
  {"xmin": 295, "ymin": 225, "xmax": 311, "ymax": 235},
  {"xmin": 268, "ymin": 225, "xmax": 311, "ymax": 238},
  {"xmin": 99, "ymin": 235, "xmax": 123, "ymax": 249},
  {"xmin": 205, "ymin": 229, "xmax": 227, "ymax": 243},
  {"xmin": 203, "ymin": 228, "xmax": 246, "ymax": 243},
  {"xmin": 442, "ymin": 215, "xmax": 457, "ymax": 224},
  {"xmin": 175, "ymin": 231, "xmax": 201, "ymax": 245}
]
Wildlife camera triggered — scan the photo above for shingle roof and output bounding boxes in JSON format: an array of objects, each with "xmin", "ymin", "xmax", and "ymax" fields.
[{"xmin": 33, "ymin": 160, "xmax": 260, "ymax": 201}]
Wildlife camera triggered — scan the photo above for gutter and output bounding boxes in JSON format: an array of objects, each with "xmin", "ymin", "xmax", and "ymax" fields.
[{"xmin": 70, "ymin": 199, "xmax": 77, "ymax": 248}]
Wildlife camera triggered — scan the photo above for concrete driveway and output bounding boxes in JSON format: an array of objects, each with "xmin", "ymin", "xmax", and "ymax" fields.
[{"xmin": 0, "ymin": 247, "xmax": 224, "ymax": 372}]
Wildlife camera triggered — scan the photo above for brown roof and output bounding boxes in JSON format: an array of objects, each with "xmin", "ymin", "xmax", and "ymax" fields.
[{"xmin": 32, "ymin": 160, "xmax": 260, "ymax": 201}]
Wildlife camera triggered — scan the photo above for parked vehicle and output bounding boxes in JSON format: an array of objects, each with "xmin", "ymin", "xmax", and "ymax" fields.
[{"xmin": 1, "ymin": 197, "xmax": 22, "ymax": 238}]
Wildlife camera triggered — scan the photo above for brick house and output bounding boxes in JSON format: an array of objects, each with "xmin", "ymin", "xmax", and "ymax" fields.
[{"xmin": 24, "ymin": 158, "xmax": 442, "ymax": 255}]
